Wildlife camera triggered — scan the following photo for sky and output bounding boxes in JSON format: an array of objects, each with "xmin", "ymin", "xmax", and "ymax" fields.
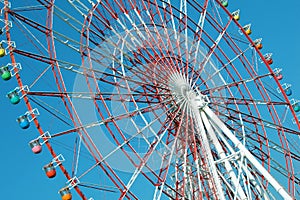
[{"xmin": 0, "ymin": 1, "xmax": 299, "ymax": 200}]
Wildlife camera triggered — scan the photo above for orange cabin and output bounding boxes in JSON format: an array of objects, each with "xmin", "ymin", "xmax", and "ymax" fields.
[
  {"xmin": 266, "ymin": 58, "xmax": 273, "ymax": 65},
  {"xmin": 256, "ymin": 43, "xmax": 263, "ymax": 49},
  {"xmin": 263, "ymin": 53, "xmax": 273, "ymax": 65},
  {"xmin": 59, "ymin": 187, "xmax": 72, "ymax": 200},
  {"xmin": 62, "ymin": 193, "xmax": 72, "ymax": 200}
]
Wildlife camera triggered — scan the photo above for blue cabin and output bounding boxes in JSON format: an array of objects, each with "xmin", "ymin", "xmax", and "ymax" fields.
[
  {"xmin": 285, "ymin": 88, "xmax": 292, "ymax": 96},
  {"xmin": 17, "ymin": 115, "xmax": 30, "ymax": 129}
]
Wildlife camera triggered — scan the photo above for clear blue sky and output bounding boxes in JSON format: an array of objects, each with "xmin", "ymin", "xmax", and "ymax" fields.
[{"xmin": 0, "ymin": 1, "xmax": 299, "ymax": 199}]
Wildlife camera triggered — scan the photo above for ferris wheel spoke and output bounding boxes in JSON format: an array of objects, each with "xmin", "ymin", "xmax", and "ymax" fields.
[
  {"xmin": 53, "ymin": 5, "xmax": 86, "ymax": 32},
  {"xmin": 158, "ymin": 2, "xmax": 206, "ymax": 80},
  {"xmin": 9, "ymin": 10, "xmax": 48, "ymax": 33},
  {"xmin": 153, "ymin": 119, "xmax": 185, "ymax": 199},
  {"xmin": 179, "ymin": 0, "xmax": 189, "ymax": 80},
  {"xmin": 190, "ymin": 0, "xmax": 209, "ymax": 69},
  {"xmin": 88, "ymin": 1, "xmax": 182, "ymax": 76},
  {"xmin": 84, "ymin": 53, "xmax": 171, "ymax": 90},
  {"xmin": 120, "ymin": 93, "xmax": 192, "ymax": 198},
  {"xmin": 162, "ymin": 0, "xmax": 178, "ymax": 41},
  {"xmin": 191, "ymin": 17, "xmax": 233, "ymax": 88},
  {"xmin": 10, "ymin": 4, "xmax": 46, "ymax": 12},
  {"xmin": 199, "ymin": 46, "xmax": 252, "ymax": 87},
  {"xmin": 211, "ymin": 0, "xmax": 225, "ymax": 26},
  {"xmin": 84, "ymin": 31, "xmax": 177, "ymax": 87},
  {"xmin": 210, "ymin": 102, "xmax": 300, "ymax": 135},
  {"xmin": 13, "ymin": 49, "xmax": 64, "ymax": 64},
  {"xmin": 9, "ymin": 7, "xmax": 84, "ymax": 53},
  {"xmin": 27, "ymin": 91, "xmax": 168, "ymax": 100},
  {"xmin": 13, "ymin": 46, "xmax": 172, "ymax": 92},
  {"xmin": 67, "ymin": 0, "xmax": 94, "ymax": 17},
  {"xmin": 210, "ymin": 95, "xmax": 289, "ymax": 106},
  {"xmin": 75, "ymin": 101, "xmax": 181, "ymax": 192},
  {"xmin": 201, "ymin": 72, "xmax": 272, "ymax": 94},
  {"xmin": 28, "ymin": 96, "xmax": 74, "ymax": 127},
  {"xmin": 126, "ymin": 3, "xmax": 178, "ymax": 71}
]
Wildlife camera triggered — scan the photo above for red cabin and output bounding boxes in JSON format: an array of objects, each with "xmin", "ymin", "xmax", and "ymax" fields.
[{"xmin": 43, "ymin": 163, "xmax": 56, "ymax": 178}]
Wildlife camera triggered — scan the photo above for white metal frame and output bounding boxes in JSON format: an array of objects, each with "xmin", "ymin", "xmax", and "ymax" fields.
[
  {"xmin": 24, "ymin": 108, "xmax": 39, "ymax": 122},
  {"xmin": 0, "ymin": 39, "xmax": 16, "ymax": 55},
  {"xmin": 239, "ymin": 24, "xmax": 251, "ymax": 35},
  {"xmin": 277, "ymin": 83, "xmax": 291, "ymax": 94},
  {"xmin": 4, "ymin": 63, "xmax": 22, "ymax": 77},
  {"xmin": 51, "ymin": 154, "xmax": 65, "ymax": 168},
  {"xmin": 66, "ymin": 176, "xmax": 80, "ymax": 189},
  {"xmin": 9, "ymin": 85, "xmax": 29, "ymax": 99},
  {"xmin": 0, "ymin": 18, "xmax": 12, "ymax": 32},
  {"xmin": 195, "ymin": 104, "xmax": 293, "ymax": 200}
]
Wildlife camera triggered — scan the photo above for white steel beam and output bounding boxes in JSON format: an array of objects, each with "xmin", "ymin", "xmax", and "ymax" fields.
[
  {"xmin": 192, "ymin": 106, "xmax": 226, "ymax": 200},
  {"xmin": 202, "ymin": 106, "xmax": 293, "ymax": 200},
  {"xmin": 200, "ymin": 111, "xmax": 247, "ymax": 199}
]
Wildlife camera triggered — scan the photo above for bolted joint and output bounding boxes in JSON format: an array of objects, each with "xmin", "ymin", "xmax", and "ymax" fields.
[{"xmin": 194, "ymin": 94, "xmax": 210, "ymax": 109}]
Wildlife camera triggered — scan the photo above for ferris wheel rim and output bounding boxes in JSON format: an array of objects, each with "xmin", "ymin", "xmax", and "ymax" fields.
[{"xmin": 3, "ymin": 0, "xmax": 88, "ymax": 199}]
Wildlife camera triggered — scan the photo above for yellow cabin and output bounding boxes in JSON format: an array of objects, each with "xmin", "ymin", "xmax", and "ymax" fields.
[
  {"xmin": 245, "ymin": 29, "xmax": 251, "ymax": 35},
  {"xmin": 243, "ymin": 24, "xmax": 252, "ymax": 35},
  {"xmin": 232, "ymin": 10, "xmax": 240, "ymax": 21},
  {"xmin": 0, "ymin": 45, "xmax": 5, "ymax": 57}
]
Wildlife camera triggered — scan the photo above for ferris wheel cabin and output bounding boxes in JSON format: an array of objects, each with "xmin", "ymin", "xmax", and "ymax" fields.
[
  {"xmin": 43, "ymin": 163, "xmax": 56, "ymax": 179},
  {"xmin": 59, "ymin": 187, "xmax": 72, "ymax": 200},
  {"xmin": 17, "ymin": 115, "xmax": 30, "ymax": 129},
  {"xmin": 0, "ymin": 66, "xmax": 11, "ymax": 80},
  {"xmin": 0, "ymin": 44, "xmax": 5, "ymax": 57},
  {"xmin": 220, "ymin": 0, "xmax": 228, "ymax": 7},
  {"xmin": 29, "ymin": 139, "xmax": 42, "ymax": 154},
  {"xmin": 7, "ymin": 89, "xmax": 20, "ymax": 104}
]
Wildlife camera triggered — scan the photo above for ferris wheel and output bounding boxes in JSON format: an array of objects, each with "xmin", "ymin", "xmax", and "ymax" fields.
[{"xmin": 1, "ymin": 0, "xmax": 300, "ymax": 199}]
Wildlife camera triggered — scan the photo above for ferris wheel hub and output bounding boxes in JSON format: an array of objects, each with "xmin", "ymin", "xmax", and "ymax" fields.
[{"xmin": 168, "ymin": 73, "xmax": 209, "ymax": 110}]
